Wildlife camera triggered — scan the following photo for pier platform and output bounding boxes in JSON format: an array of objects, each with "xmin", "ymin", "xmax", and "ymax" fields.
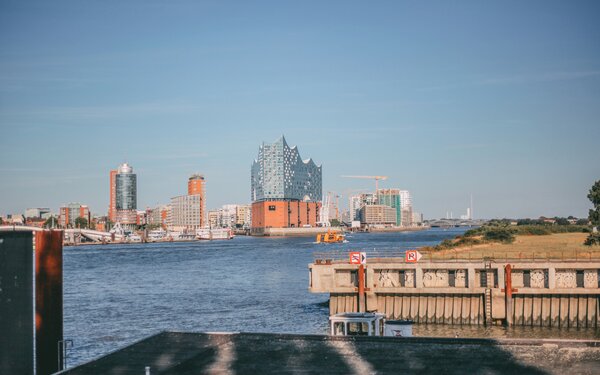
[{"xmin": 57, "ymin": 332, "xmax": 600, "ymax": 374}]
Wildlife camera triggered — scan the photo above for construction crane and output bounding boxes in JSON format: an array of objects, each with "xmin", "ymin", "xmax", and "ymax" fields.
[{"xmin": 341, "ymin": 175, "xmax": 389, "ymax": 192}]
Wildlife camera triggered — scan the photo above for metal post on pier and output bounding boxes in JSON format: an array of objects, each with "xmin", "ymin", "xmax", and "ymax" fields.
[
  {"xmin": 504, "ymin": 264, "xmax": 513, "ymax": 326},
  {"xmin": 358, "ymin": 264, "xmax": 365, "ymax": 312}
]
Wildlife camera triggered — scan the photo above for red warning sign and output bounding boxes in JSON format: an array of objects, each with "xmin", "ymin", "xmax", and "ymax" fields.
[
  {"xmin": 349, "ymin": 252, "xmax": 367, "ymax": 264},
  {"xmin": 405, "ymin": 250, "xmax": 422, "ymax": 263}
]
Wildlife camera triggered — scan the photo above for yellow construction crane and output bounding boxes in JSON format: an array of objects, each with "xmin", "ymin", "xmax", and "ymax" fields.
[{"xmin": 341, "ymin": 175, "xmax": 389, "ymax": 192}]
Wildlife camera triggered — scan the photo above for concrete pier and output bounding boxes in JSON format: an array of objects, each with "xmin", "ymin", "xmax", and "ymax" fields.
[
  {"xmin": 56, "ymin": 332, "xmax": 600, "ymax": 374},
  {"xmin": 310, "ymin": 258, "xmax": 600, "ymax": 326}
]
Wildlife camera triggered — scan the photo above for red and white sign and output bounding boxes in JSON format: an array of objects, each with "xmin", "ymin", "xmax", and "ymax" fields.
[
  {"xmin": 405, "ymin": 250, "xmax": 422, "ymax": 263},
  {"xmin": 349, "ymin": 252, "xmax": 367, "ymax": 265}
]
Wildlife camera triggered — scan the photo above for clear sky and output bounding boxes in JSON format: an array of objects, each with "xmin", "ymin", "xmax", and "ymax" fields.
[{"xmin": 1, "ymin": 0, "xmax": 599, "ymax": 219}]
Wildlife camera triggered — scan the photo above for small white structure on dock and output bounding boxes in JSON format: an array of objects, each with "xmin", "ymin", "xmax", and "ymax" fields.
[{"xmin": 329, "ymin": 312, "xmax": 386, "ymax": 336}]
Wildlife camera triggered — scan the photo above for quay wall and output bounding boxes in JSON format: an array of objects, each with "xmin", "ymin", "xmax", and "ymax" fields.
[{"xmin": 310, "ymin": 259, "xmax": 600, "ymax": 327}]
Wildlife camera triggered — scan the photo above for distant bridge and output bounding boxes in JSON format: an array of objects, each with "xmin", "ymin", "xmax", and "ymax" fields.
[
  {"xmin": 425, "ymin": 219, "xmax": 485, "ymax": 228},
  {"xmin": 0, "ymin": 225, "xmax": 125, "ymax": 243}
]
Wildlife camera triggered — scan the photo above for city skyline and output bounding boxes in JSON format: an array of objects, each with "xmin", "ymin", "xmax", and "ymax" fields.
[{"xmin": 1, "ymin": 1, "xmax": 599, "ymax": 219}]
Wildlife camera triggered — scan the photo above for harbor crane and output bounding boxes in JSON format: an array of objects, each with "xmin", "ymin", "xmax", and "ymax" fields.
[{"xmin": 341, "ymin": 175, "xmax": 389, "ymax": 192}]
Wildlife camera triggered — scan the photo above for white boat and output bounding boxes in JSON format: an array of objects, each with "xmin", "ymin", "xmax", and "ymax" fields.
[
  {"xmin": 147, "ymin": 229, "xmax": 167, "ymax": 242},
  {"xmin": 168, "ymin": 231, "xmax": 196, "ymax": 242},
  {"xmin": 127, "ymin": 233, "xmax": 142, "ymax": 243},
  {"xmin": 196, "ymin": 228, "xmax": 234, "ymax": 240}
]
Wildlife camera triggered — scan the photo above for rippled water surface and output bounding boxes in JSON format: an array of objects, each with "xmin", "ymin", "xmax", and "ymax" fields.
[{"xmin": 63, "ymin": 228, "xmax": 599, "ymax": 366}]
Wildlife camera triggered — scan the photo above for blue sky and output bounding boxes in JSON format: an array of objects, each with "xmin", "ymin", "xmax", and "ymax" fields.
[{"xmin": 1, "ymin": 0, "xmax": 599, "ymax": 219}]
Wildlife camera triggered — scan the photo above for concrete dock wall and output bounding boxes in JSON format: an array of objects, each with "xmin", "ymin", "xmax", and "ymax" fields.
[{"xmin": 310, "ymin": 259, "xmax": 600, "ymax": 326}]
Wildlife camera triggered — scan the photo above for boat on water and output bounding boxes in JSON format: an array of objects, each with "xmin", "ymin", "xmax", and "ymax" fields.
[
  {"xmin": 147, "ymin": 229, "xmax": 167, "ymax": 242},
  {"xmin": 316, "ymin": 229, "xmax": 345, "ymax": 243},
  {"xmin": 168, "ymin": 232, "xmax": 196, "ymax": 241},
  {"xmin": 196, "ymin": 228, "xmax": 234, "ymax": 240},
  {"xmin": 126, "ymin": 233, "xmax": 142, "ymax": 243},
  {"xmin": 329, "ymin": 312, "xmax": 413, "ymax": 337}
]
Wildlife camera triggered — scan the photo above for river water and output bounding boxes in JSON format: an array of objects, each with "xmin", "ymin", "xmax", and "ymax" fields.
[{"xmin": 63, "ymin": 228, "xmax": 599, "ymax": 366}]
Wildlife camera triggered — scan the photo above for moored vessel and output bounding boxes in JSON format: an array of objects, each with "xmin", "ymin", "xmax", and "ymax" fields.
[
  {"xmin": 316, "ymin": 229, "xmax": 345, "ymax": 243},
  {"xmin": 196, "ymin": 228, "xmax": 234, "ymax": 240}
]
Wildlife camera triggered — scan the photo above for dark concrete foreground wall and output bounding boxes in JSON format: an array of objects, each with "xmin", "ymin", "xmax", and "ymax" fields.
[
  {"xmin": 0, "ymin": 231, "xmax": 34, "ymax": 375},
  {"xmin": 58, "ymin": 332, "xmax": 600, "ymax": 375},
  {"xmin": 35, "ymin": 230, "xmax": 64, "ymax": 375}
]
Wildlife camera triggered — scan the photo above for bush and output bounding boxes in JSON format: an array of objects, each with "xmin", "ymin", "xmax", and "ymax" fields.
[
  {"xmin": 584, "ymin": 232, "xmax": 600, "ymax": 246},
  {"xmin": 483, "ymin": 228, "xmax": 515, "ymax": 244}
]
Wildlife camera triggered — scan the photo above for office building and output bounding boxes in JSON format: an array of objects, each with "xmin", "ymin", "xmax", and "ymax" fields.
[
  {"xmin": 359, "ymin": 205, "xmax": 396, "ymax": 226},
  {"xmin": 207, "ymin": 210, "xmax": 219, "ymax": 228},
  {"xmin": 349, "ymin": 193, "xmax": 377, "ymax": 221},
  {"xmin": 399, "ymin": 190, "xmax": 413, "ymax": 226},
  {"xmin": 108, "ymin": 169, "xmax": 117, "ymax": 222},
  {"xmin": 188, "ymin": 174, "xmax": 206, "ymax": 227},
  {"xmin": 148, "ymin": 205, "xmax": 168, "ymax": 229},
  {"xmin": 250, "ymin": 136, "xmax": 322, "ymax": 233},
  {"xmin": 236, "ymin": 204, "xmax": 251, "ymax": 228},
  {"xmin": 59, "ymin": 203, "xmax": 90, "ymax": 228},
  {"xmin": 169, "ymin": 195, "xmax": 202, "ymax": 231},
  {"xmin": 376, "ymin": 189, "xmax": 402, "ymax": 226},
  {"xmin": 24, "ymin": 208, "xmax": 51, "ymax": 219},
  {"xmin": 114, "ymin": 163, "xmax": 137, "ymax": 226}
]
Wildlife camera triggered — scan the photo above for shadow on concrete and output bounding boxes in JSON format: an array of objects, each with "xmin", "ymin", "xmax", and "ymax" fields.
[{"xmin": 58, "ymin": 332, "xmax": 600, "ymax": 374}]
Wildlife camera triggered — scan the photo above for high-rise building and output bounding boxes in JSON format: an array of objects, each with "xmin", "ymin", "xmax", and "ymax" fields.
[
  {"xmin": 167, "ymin": 174, "xmax": 206, "ymax": 230},
  {"xmin": 188, "ymin": 174, "xmax": 206, "ymax": 227},
  {"xmin": 250, "ymin": 136, "xmax": 322, "ymax": 234},
  {"xmin": 115, "ymin": 163, "xmax": 137, "ymax": 225},
  {"xmin": 349, "ymin": 193, "xmax": 377, "ymax": 221},
  {"xmin": 169, "ymin": 195, "xmax": 202, "ymax": 231},
  {"xmin": 399, "ymin": 190, "xmax": 413, "ymax": 226},
  {"xmin": 376, "ymin": 189, "xmax": 401, "ymax": 226},
  {"xmin": 108, "ymin": 169, "xmax": 117, "ymax": 222},
  {"xmin": 59, "ymin": 203, "xmax": 90, "ymax": 228}
]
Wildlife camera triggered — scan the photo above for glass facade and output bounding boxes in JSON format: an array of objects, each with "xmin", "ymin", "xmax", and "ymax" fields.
[
  {"xmin": 116, "ymin": 164, "xmax": 137, "ymax": 210},
  {"xmin": 376, "ymin": 190, "xmax": 402, "ymax": 226},
  {"xmin": 251, "ymin": 136, "xmax": 322, "ymax": 202}
]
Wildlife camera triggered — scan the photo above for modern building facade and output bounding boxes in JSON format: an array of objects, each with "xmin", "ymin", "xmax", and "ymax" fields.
[
  {"xmin": 236, "ymin": 204, "xmax": 251, "ymax": 228},
  {"xmin": 24, "ymin": 208, "xmax": 51, "ymax": 219},
  {"xmin": 399, "ymin": 190, "xmax": 413, "ymax": 226},
  {"xmin": 148, "ymin": 205, "xmax": 168, "ymax": 229},
  {"xmin": 114, "ymin": 163, "xmax": 137, "ymax": 225},
  {"xmin": 108, "ymin": 169, "xmax": 117, "ymax": 222},
  {"xmin": 372, "ymin": 189, "xmax": 414, "ymax": 226},
  {"xmin": 359, "ymin": 205, "xmax": 396, "ymax": 226},
  {"xmin": 349, "ymin": 193, "xmax": 377, "ymax": 221},
  {"xmin": 165, "ymin": 173, "xmax": 207, "ymax": 230},
  {"xmin": 251, "ymin": 136, "xmax": 322, "ymax": 202},
  {"xmin": 169, "ymin": 195, "xmax": 202, "ymax": 231},
  {"xmin": 59, "ymin": 203, "xmax": 90, "ymax": 228},
  {"xmin": 188, "ymin": 174, "xmax": 206, "ymax": 227},
  {"xmin": 250, "ymin": 136, "xmax": 322, "ymax": 234},
  {"xmin": 376, "ymin": 189, "xmax": 402, "ymax": 226}
]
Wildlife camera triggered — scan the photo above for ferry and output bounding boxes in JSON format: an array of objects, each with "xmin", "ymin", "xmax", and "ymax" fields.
[
  {"xmin": 126, "ymin": 233, "xmax": 142, "ymax": 243},
  {"xmin": 168, "ymin": 232, "xmax": 196, "ymax": 242},
  {"xmin": 316, "ymin": 229, "xmax": 345, "ymax": 243},
  {"xmin": 147, "ymin": 229, "xmax": 167, "ymax": 242},
  {"xmin": 196, "ymin": 228, "xmax": 234, "ymax": 240}
]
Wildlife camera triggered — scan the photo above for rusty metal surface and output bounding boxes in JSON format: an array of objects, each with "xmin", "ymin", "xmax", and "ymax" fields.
[
  {"xmin": 0, "ymin": 231, "xmax": 34, "ymax": 375},
  {"xmin": 35, "ymin": 230, "xmax": 64, "ymax": 375},
  {"xmin": 56, "ymin": 332, "xmax": 600, "ymax": 375}
]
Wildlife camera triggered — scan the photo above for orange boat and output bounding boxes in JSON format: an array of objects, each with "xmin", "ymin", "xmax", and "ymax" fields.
[{"xmin": 316, "ymin": 229, "xmax": 345, "ymax": 243}]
